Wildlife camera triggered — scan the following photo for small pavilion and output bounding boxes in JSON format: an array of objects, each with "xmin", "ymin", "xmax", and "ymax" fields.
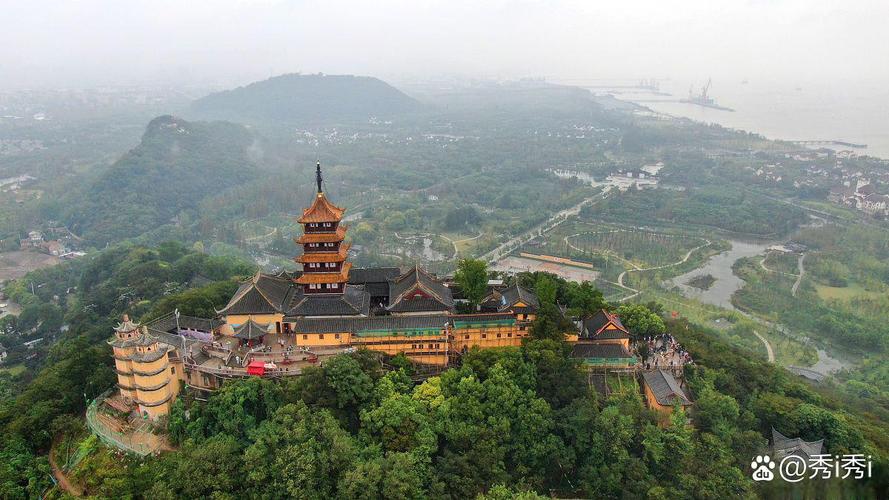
[{"xmin": 233, "ymin": 319, "xmax": 268, "ymax": 347}]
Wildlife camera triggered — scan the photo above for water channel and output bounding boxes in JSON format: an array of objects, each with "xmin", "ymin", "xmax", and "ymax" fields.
[{"xmin": 668, "ymin": 237, "xmax": 855, "ymax": 376}]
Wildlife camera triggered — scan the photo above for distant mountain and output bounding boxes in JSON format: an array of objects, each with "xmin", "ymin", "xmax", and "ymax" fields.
[
  {"xmin": 190, "ymin": 73, "xmax": 421, "ymax": 124},
  {"xmin": 63, "ymin": 115, "xmax": 261, "ymax": 244}
]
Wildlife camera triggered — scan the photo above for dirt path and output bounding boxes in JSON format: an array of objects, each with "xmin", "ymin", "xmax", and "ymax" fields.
[
  {"xmin": 614, "ymin": 239, "xmax": 711, "ymax": 302},
  {"xmin": 49, "ymin": 438, "xmax": 83, "ymax": 497},
  {"xmin": 752, "ymin": 329, "xmax": 776, "ymax": 363},
  {"xmin": 791, "ymin": 253, "xmax": 806, "ymax": 297}
]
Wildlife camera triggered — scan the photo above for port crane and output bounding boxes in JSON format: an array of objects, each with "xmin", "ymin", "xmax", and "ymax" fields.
[
  {"xmin": 688, "ymin": 78, "xmax": 711, "ymax": 101},
  {"xmin": 680, "ymin": 78, "xmax": 733, "ymax": 111}
]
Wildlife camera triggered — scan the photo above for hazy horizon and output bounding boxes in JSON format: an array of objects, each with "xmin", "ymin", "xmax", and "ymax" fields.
[{"xmin": 2, "ymin": 0, "xmax": 887, "ymax": 90}]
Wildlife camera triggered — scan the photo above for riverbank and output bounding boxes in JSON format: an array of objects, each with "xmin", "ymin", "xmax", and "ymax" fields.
[{"xmin": 601, "ymin": 79, "xmax": 889, "ymax": 160}]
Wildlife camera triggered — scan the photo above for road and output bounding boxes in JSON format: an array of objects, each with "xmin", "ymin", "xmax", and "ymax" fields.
[
  {"xmin": 791, "ymin": 253, "xmax": 806, "ymax": 297},
  {"xmin": 481, "ymin": 191, "xmax": 608, "ymax": 264},
  {"xmin": 752, "ymin": 330, "xmax": 776, "ymax": 363}
]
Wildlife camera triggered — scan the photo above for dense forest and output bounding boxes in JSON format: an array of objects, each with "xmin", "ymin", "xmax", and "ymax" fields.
[
  {"xmin": 42, "ymin": 116, "xmax": 262, "ymax": 245},
  {"xmin": 190, "ymin": 73, "xmax": 422, "ymax": 124}
]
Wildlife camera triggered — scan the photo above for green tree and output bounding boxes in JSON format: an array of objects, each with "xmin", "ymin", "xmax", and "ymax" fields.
[
  {"xmin": 534, "ymin": 274, "xmax": 557, "ymax": 306},
  {"xmin": 361, "ymin": 393, "xmax": 437, "ymax": 454},
  {"xmin": 616, "ymin": 304, "xmax": 666, "ymax": 339},
  {"xmin": 455, "ymin": 259, "xmax": 489, "ymax": 310},
  {"xmin": 152, "ymin": 434, "xmax": 244, "ymax": 499},
  {"xmin": 190, "ymin": 377, "xmax": 283, "ymax": 443},
  {"xmin": 244, "ymin": 402, "xmax": 357, "ymax": 499}
]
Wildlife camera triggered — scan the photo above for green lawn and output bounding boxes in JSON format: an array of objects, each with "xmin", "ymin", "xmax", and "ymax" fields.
[
  {"xmin": 816, "ymin": 282, "xmax": 885, "ymax": 302},
  {"xmin": 0, "ymin": 363, "xmax": 26, "ymax": 376},
  {"xmin": 799, "ymin": 200, "xmax": 859, "ymax": 220}
]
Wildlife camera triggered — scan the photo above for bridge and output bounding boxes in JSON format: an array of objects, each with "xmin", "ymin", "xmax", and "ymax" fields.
[{"xmin": 787, "ymin": 365, "xmax": 826, "ymax": 382}]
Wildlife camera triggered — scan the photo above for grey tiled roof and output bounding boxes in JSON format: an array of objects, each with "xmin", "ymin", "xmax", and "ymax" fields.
[
  {"xmin": 293, "ymin": 314, "xmax": 448, "ymax": 334},
  {"xmin": 387, "ymin": 265, "xmax": 453, "ymax": 313},
  {"xmin": 217, "ymin": 273, "xmax": 295, "ymax": 315},
  {"xmin": 596, "ymin": 329, "xmax": 631, "ymax": 340},
  {"xmin": 771, "ymin": 428, "xmax": 823, "ymax": 459},
  {"xmin": 286, "ymin": 285, "xmax": 370, "ymax": 317},
  {"xmin": 641, "ymin": 369, "xmax": 692, "ymax": 406},
  {"xmin": 498, "ymin": 284, "xmax": 539, "ymax": 312},
  {"xmin": 581, "ymin": 309, "xmax": 629, "ymax": 339},
  {"xmin": 450, "ymin": 313, "xmax": 516, "ymax": 323},
  {"xmin": 388, "ymin": 296, "xmax": 453, "ymax": 313},
  {"xmin": 570, "ymin": 343, "xmax": 633, "ymax": 359},
  {"xmin": 233, "ymin": 320, "xmax": 269, "ymax": 340},
  {"xmin": 349, "ymin": 267, "xmax": 400, "ymax": 284}
]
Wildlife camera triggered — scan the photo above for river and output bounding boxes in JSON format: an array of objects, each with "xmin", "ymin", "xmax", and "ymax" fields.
[{"xmin": 588, "ymin": 79, "xmax": 889, "ymax": 160}]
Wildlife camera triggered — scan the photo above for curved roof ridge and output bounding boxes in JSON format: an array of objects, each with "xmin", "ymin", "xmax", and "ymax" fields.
[{"xmin": 298, "ymin": 192, "xmax": 345, "ymax": 223}]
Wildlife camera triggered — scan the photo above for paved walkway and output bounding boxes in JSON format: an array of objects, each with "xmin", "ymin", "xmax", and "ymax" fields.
[
  {"xmin": 613, "ymin": 238, "xmax": 711, "ymax": 302},
  {"xmin": 483, "ymin": 191, "xmax": 609, "ymax": 264},
  {"xmin": 791, "ymin": 254, "xmax": 806, "ymax": 297},
  {"xmin": 752, "ymin": 329, "xmax": 775, "ymax": 363}
]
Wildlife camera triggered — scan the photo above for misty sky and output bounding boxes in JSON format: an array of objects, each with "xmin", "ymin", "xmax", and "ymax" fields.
[{"xmin": 2, "ymin": 0, "xmax": 887, "ymax": 89}]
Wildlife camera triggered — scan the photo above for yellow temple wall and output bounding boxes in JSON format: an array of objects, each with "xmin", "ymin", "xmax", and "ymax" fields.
[
  {"xmin": 294, "ymin": 331, "xmax": 353, "ymax": 347},
  {"xmin": 451, "ymin": 323, "xmax": 525, "ymax": 351},
  {"xmin": 594, "ymin": 338, "xmax": 630, "ymax": 348},
  {"xmin": 353, "ymin": 333, "xmax": 448, "ymax": 366},
  {"xmin": 224, "ymin": 314, "xmax": 281, "ymax": 330}
]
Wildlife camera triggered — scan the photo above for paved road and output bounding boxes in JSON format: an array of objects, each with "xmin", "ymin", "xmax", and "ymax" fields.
[
  {"xmin": 482, "ymin": 191, "xmax": 608, "ymax": 264},
  {"xmin": 752, "ymin": 330, "xmax": 776, "ymax": 363},
  {"xmin": 791, "ymin": 253, "xmax": 806, "ymax": 297}
]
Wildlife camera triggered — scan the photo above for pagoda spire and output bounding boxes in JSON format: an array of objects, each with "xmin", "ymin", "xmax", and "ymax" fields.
[{"xmin": 315, "ymin": 161, "xmax": 323, "ymax": 194}]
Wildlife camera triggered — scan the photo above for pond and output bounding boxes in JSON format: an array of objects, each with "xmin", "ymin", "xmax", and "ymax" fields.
[{"xmin": 668, "ymin": 238, "xmax": 774, "ymax": 310}]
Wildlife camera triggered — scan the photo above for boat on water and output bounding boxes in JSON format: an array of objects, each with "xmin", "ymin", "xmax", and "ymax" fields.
[{"xmin": 680, "ymin": 78, "xmax": 735, "ymax": 112}]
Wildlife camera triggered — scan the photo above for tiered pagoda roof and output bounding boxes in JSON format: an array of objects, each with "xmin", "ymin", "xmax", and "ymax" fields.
[
  {"xmin": 295, "ymin": 244, "xmax": 351, "ymax": 263},
  {"xmin": 294, "ymin": 262, "xmax": 352, "ymax": 284},
  {"xmin": 295, "ymin": 226, "xmax": 347, "ymax": 244},
  {"xmin": 298, "ymin": 192, "xmax": 345, "ymax": 223}
]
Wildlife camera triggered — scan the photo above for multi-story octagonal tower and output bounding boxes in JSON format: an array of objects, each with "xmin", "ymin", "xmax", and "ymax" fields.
[{"xmin": 294, "ymin": 162, "xmax": 351, "ymax": 294}]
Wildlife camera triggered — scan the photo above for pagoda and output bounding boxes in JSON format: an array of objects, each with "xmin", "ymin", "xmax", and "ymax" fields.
[{"xmin": 294, "ymin": 162, "xmax": 351, "ymax": 294}]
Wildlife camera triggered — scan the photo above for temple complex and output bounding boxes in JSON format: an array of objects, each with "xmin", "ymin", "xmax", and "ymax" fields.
[{"xmin": 106, "ymin": 163, "xmax": 648, "ymax": 420}]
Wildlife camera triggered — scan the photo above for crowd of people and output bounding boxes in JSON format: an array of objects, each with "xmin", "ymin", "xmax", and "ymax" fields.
[{"xmin": 638, "ymin": 333, "xmax": 693, "ymax": 370}]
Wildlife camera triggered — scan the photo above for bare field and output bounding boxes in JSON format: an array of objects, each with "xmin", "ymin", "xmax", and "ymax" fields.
[
  {"xmin": 493, "ymin": 255, "xmax": 600, "ymax": 283},
  {"xmin": 0, "ymin": 250, "xmax": 60, "ymax": 281}
]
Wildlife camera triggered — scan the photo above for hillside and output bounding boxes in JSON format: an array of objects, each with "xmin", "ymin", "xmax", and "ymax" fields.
[
  {"xmin": 61, "ymin": 116, "xmax": 261, "ymax": 245},
  {"xmin": 190, "ymin": 73, "xmax": 421, "ymax": 124}
]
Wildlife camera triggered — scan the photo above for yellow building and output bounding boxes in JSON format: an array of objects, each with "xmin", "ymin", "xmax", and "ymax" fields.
[
  {"xmin": 641, "ymin": 369, "xmax": 692, "ymax": 423},
  {"xmin": 570, "ymin": 309, "xmax": 636, "ymax": 369},
  {"xmin": 109, "ymin": 315, "xmax": 180, "ymax": 420}
]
